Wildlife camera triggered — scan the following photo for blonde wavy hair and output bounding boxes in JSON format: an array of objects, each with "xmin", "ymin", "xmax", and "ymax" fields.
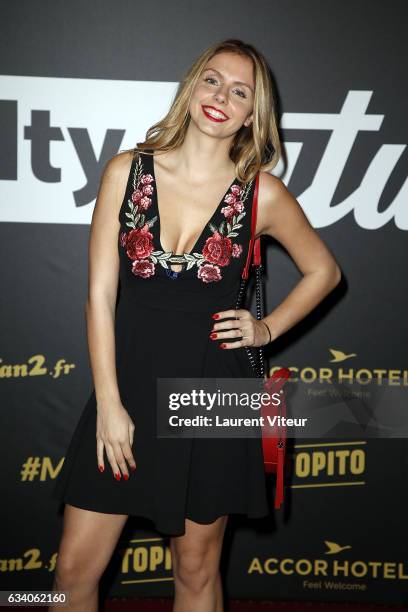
[{"xmin": 128, "ymin": 38, "xmax": 281, "ymax": 183}]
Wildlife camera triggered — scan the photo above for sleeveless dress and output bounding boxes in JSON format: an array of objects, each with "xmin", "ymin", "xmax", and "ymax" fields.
[{"xmin": 52, "ymin": 150, "xmax": 269, "ymax": 536}]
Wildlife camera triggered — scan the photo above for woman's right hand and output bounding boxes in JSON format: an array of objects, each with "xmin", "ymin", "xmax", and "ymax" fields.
[{"xmin": 96, "ymin": 400, "xmax": 137, "ymax": 480}]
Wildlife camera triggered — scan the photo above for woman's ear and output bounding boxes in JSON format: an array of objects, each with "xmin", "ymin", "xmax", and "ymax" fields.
[{"xmin": 243, "ymin": 113, "xmax": 253, "ymax": 128}]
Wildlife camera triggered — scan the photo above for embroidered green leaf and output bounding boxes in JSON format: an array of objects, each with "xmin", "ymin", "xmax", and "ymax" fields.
[
  {"xmin": 159, "ymin": 252, "xmax": 173, "ymax": 260},
  {"xmin": 228, "ymin": 231, "xmax": 239, "ymax": 237},
  {"xmin": 193, "ymin": 252, "xmax": 205, "ymax": 259},
  {"xmin": 236, "ymin": 212, "xmax": 245, "ymax": 222},
  {"xmin": 127, "ymin": 200, "xmax": 135, "ymax": 211},
  {"xmin": 125, "ymin": 221, "xmax": 135, "ymax": 228},
  {"xmin": 146, "ymin": 215, "xmax": 158, "ymax": 228},
  {"xmin": 151, "ymin": 250, "xmax": 163, "ymax": 256},
  {"xmin": 133, "ymin": 156, "xmax": 143, "ymax": 189},
  {"xmin": 239, "ymin": 182, "xmax": 252, "ymax": 203},
  {"xmin": 184, "ymin": 253, "xmax": 195, "ymax": 261},
  {"xmin": 139, "ymin": 214, "xmax": 146, "ymax": 226},
  {"xmin": 125, "ymin": 212, "xmax": 134, "ymax": 219},
  {"xmin": 232, "ymin": 215, "xmax": 237, "ymax": 225},
  {"xmin": 226, "ymin": 222, "xmax": 232, "ymax": 233},
  {"xmin": 209, "ymin": 222, "xmax": 218, "ymax": 234},
  {"xmin": 150, "ymin": 254, "xmax": 158, "ymax": 263},
  {"xmin": 186, "ymin": 260, "xmax": 196, "ymax": 270},
  {"xmin": 219, "ymin": 220, "xmax": 226, "ymax": 235},
  {"xmin": 134, "ymin": 213, "xmax": 141, "ymax": 225},
  {"xmin": 232, "ymin": 223, "xmax": 243, "ymax": 230}
]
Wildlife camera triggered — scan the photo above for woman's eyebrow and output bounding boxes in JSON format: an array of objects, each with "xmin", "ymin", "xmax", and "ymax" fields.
[{"xmin": 203, "ymin": 67, "xmax": 254, "ymax": 91}]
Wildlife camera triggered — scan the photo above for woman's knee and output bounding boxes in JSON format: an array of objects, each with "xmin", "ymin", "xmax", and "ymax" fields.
[
  {"xmin": 54, "ymin": 549, "xmax": 99, "ymax": 592},
  {"xmin": 53, "ymin": 505, "xmax": 127, "ymax": 592},
  {"xmin": 171, "ymin": 517, "xmax": 228, "ymax": 593},
  {"xmin": 174, "ymin": 549, "xmax": 217, "ymax": 593}
]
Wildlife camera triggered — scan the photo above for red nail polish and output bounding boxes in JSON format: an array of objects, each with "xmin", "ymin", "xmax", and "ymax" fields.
[
  {"xmin": 212, "ymin": 314, "xmax": 220, "ymax": 319},
  {"xmin": 123, "ymin": 473, "xmax": 129, "ymax": 481},
  {"xmin": 219, "ymin": 343, "xmax": 227, "ymax": 349},
  {"xmin": 98, "ymin": 465, "xmax": 104, "ymax": 473},
  {"xmin": 114, "ymin": 472, "xmax": 121, "ymax": 480},
  {"xmin": 210, "ymin": 332, "xmax": 217, "ymax": 339},
  {"xmin": 131, "ymin": 465, "xmax": 136, "ymax": 471}
]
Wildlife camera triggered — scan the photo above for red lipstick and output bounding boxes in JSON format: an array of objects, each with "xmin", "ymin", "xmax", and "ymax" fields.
[{"xmin": 201, "ymin": 105, "xmax": 229, "ymax": 122}]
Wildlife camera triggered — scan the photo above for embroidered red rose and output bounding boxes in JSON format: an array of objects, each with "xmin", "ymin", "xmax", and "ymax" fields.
[
  {"xmin": 119, "ymin": 232, "xmax": 127, "ymax": 247},
  {"xmin": 221, "ymin": 200, "xmax": 244, "ymax": 218},
  {"xmin": 202, "ymin": 231, "xmax": 232, "ymax": 267},
  {"xmin": 197, "ymin": 263, "xmax": 222, "ymax": 283},
  {"xmin": 126, "ymin": 224, "xmax": 154, "ymax": 260},
  {"xmin": 232, "ymin": 243, "xmax": 243, "ymax": 257},
  {"xmin": 230, "ymin": 184, "xmax": 243, "ymax": 197},
  {"xmin": 224, "ymin": 193, "xmax": 237, "ymax": 205},
  {"xmin": 132, "ymin": 259, "xmax": 155, "ymax": 278},
  {"xmin": 140, "ymin": 173, "xmax": 154, "ymax": 185},
  {"xmin": 142, "ymin": 184, "xmax": 154, "ymax": 196},
  {"xmin": 220, "ymin": 205, "xmax": 235, "ymax": 219},
  {"xmin": 131, "ymin": 189, "xmax": 143, "ymax": 203},
  {"xmin": 138, "ymin": 196, "xmax": 152, "ymax": 211}
]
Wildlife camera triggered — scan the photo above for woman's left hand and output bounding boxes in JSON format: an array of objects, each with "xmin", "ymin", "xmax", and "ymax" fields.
[{"xmin": 210, "ymin": 308, "xmax": 272, "ymax": 349}]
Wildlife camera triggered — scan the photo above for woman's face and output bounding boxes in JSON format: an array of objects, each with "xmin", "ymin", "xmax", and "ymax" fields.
[{"xmin": 189, "ymin": 51, "xmax": 255, "ymax": 140}]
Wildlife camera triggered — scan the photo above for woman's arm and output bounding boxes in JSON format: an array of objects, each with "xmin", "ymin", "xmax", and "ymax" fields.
[
  {"xmin": 210, "ymin": 171, "xmax": 341, "ymax": 349},
  {"xmin": 86, "ymin": 152, "xmax": 132, "ymax": 405},
  {"xmin": 85, "ymin": 150, "xmax": 137, "ymax": 478},
  {"xmin": 255, "ymin": 171, "xmax": 342, "ymax": 342}
]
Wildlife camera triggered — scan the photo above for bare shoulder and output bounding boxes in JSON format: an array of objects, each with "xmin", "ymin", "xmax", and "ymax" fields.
[
  {"xmin": 102, "ymin": 149, "xmax": 135, "ymax": 185},
  {"xmin": 91, "ymin": 150, "xmax": 137, "ymax": 223},
  {"xmin": 256, "ymin": 170, "xmax": 307, "ymax": 237},
  {"xmin": 258, "ymin": 170, "xmax": 290, "ymax": 207},
  {"xmin": 96, "ymin": 150, "xmax": 136, "ymax": 214}
]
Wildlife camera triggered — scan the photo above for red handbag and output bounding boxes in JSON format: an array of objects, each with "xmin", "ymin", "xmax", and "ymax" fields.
[{"xmin": 235, "ymin": 171, "xmax": 291, "ymax": 509}]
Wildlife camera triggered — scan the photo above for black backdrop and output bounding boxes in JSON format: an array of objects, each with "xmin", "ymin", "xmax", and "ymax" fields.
[{"xmin": 1, "ymin": 0, "xmax": 407, "ymax": 605}]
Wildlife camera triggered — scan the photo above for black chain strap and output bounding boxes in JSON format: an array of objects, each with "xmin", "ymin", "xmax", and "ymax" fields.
[{"xmin": 235, "ymin": 263, "xmax": 265, "ymax": 379}]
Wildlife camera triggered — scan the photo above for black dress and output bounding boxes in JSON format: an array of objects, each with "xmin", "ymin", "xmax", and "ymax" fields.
[{"xmin": 52, "ymin": 150, "xmax": 269, "ymax": 536}]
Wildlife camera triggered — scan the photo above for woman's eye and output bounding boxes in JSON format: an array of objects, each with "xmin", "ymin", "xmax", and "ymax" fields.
[{"xmin": 204, "ymin": 77, "xmax": 246, "ymax": 99}]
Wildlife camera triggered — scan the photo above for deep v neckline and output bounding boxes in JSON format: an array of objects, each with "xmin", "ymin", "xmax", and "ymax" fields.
[{"xmin": 150, "ymin": 152, "xmax": 239, "ymax": 258}]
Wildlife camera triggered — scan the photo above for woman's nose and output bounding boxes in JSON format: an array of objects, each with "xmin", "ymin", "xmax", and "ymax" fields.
[{"xmin": 214, "ymin": 86, "xmax": 228, "ymax": 103}]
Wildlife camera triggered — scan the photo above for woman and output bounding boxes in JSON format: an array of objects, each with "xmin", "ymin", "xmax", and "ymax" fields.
[{"xmin": 51, "ymin": 39, "xmax": 341, "ymax": 611}]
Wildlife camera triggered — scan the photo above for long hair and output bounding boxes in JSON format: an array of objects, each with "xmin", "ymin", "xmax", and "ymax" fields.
[{"xmin": 128, "ymin": 38, "xmax": 281, "ymax": 183}]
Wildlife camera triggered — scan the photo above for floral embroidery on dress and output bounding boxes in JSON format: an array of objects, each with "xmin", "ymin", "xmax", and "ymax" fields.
[{"xmin": 119, "ymin": 153, "xmax": 253, "ymax": 282}]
